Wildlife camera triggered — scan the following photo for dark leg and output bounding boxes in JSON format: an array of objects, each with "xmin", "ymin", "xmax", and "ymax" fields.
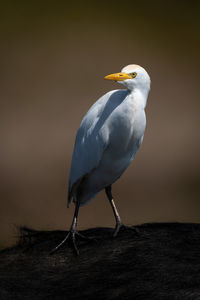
[
  {"xmin": 105, "ymin": 185, "xmax": 138, "ymax": 237},
  {"xmin": 50, "ymin": 200, "xmax": 80, "ymax": 255},
  {"xmin": 105, "ymin": 185, "xmax": 122, "ymax": 237},
  {"xmin": 50, "ymin": 200, "xmax": 95, "ymax": 255}
]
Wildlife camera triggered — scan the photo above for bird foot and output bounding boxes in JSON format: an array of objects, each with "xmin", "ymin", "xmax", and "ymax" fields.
[
  {"xmin": 113, "ymin": 223, "xmax": 139, "ymax": 237},
  {"xmin": 50, "ymin": 230, "xmax": 96, "ymax": 255}
]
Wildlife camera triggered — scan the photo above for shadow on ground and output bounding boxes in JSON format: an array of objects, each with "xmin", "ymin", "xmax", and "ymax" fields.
[{"xmin": 0, "ymin": 223, "xmax": 200, "ymax": 300}]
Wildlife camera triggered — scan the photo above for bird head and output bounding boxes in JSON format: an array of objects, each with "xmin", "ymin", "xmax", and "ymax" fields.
[{"xmin": 104, "ymin": 64, "xmax": 151, "ymax": 94}]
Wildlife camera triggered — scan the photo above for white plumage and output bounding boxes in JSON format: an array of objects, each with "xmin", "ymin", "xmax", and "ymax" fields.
[
  {"xmin": 68, "ymin": 64, "xmax": 150, "ymax": 206},
  {"xmin": 52, "ymin": 64, "xmax": 151, "ymax": 255}
]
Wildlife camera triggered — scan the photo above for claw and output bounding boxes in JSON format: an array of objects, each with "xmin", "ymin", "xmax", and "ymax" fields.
[
  {"xmin": 113, "ymin": 223, "xmax": 139, "ymax": 237},
  {"xmin": 76, "ymin": 232, "xmax": 97, "ymax": 242},
  {"xmin": 50, "ymin": 230, "xmax": 79, "ymax": 255},
  {"xmin": 50, "ymin": 230, "xmax": 96, "ymax": 255},
  {"xmin": 71, "ymin": 231, "xmax": 79, "ymax": 255}
]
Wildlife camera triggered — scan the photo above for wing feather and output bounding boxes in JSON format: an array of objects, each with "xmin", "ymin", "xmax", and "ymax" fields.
[{"xmin": 67, "ymin": 91, "xmax": 114, "ymax": 205}]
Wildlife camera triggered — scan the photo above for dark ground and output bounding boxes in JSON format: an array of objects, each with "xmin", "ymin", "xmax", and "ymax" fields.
[{"xmin": 0, "ymin": 223, "xmax": 200, "ymax": 300}]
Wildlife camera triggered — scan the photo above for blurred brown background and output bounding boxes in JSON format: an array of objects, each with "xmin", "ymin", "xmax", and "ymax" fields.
[{"xmin": 1, "ymin": 1, "xmax": 200, "ymax": 249}]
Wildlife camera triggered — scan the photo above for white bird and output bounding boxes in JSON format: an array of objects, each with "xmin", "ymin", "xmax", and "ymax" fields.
[{"xmin": 51, "ymin": 64, "xmax": 151, "ymax": 254}]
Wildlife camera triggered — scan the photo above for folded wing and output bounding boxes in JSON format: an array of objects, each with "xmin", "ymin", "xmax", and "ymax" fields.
[{"xmin": 67, "ymin": 91, "xmax": 113, "ymax": 205}]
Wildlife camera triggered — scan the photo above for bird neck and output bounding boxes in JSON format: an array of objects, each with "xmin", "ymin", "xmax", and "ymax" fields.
[{"xmin": 129, "ymin": 88, "xmax": 148, "ymax": 109}]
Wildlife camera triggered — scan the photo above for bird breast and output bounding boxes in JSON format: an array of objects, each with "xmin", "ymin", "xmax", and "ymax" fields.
[
  {"xmin": 108, "ymin": 98, "xmax": 145, "ymax": 148},
  {"xmin": 101, "ymin": 95, "xmax": 146, "ymax": 174}
]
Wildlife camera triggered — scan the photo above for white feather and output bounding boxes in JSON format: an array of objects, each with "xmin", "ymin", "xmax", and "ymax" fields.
[{"xmin": 68, "ymin": 65, "xmax": 150, "ymax": 206}]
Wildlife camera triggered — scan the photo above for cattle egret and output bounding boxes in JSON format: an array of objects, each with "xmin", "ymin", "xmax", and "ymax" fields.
[{"xmin": 51, "ymin": 64, "xmax": 151, "ymax": 254}]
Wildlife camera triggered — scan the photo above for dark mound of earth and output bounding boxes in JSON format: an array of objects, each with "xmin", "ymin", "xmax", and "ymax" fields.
[{"xmin": 1, "ymin": 222, "xmax": 200, "ymax": 300}]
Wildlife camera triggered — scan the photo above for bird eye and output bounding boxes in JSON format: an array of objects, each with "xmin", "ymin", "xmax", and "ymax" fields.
[{"xmin": 130, "ymin": 72, "xmax": 137, "ymax": 78}]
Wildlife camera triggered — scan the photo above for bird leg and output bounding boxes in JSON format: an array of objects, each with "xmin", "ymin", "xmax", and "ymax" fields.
[
  {"xmin": 50, "ymin": 201, "xmax": 93, "ymax": 255},
  {"xmin": 105, "ymin": 185, "xmax": 138, "ymax": 237},
  {"xmin": 105, "ymin": 185, "xmax": 122, "ymax": 237}
]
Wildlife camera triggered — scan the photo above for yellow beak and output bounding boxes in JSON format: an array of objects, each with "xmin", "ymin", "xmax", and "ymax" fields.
[{"xmin": 104, "ymin": 72, "xmax": 132, "ymax": 81}]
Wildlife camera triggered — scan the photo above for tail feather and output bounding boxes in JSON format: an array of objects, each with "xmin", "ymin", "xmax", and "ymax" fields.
[
  {"xmin": 67, "ymin": 191, "xmax": 72, "ymax": 208},
  {"xmin": 67, "ymin": 176, "xmax": 85, "ymax": 208}
]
